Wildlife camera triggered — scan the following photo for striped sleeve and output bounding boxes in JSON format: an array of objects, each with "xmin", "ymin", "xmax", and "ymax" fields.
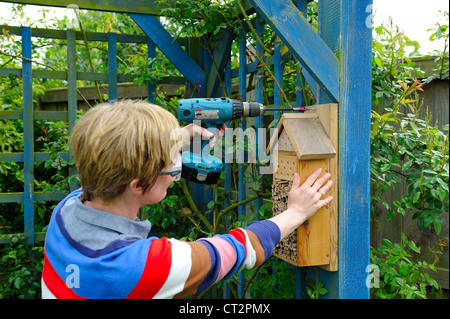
[
  {"xmin": 170, "ymin": 219, "xmax": 281, "ymax": 298},
  {"xmin": 42, "ymin": 217, "xmax": 280, "ymax": 299}
]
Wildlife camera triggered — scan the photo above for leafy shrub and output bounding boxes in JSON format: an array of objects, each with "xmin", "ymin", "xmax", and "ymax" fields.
[
  {"xmin": 371, "ymin": 85, "xmax": 449, "ymax": 234},
  {"xmin": 370, "ymin": 15, "xmax": 449, "ymax": 299},
  {"xmin": 0, "ymin": 236, "xmax": 44, "ymax": 299},
  {"xmin": 370, "ymin": 234, "xmax": 444, "ymax": 299}
]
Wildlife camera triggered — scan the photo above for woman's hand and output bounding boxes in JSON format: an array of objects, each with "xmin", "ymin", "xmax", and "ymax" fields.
[
  {"xmin": 180, "ymin": 123, "xmax": 227, "ymax": 148},
  {"xmin": 288, "ymin": 169, "xmax": 333, "ymax": 225},
  {"xmin": 270, "ymin": 168, "xmax": 333, "ymax": 240}
]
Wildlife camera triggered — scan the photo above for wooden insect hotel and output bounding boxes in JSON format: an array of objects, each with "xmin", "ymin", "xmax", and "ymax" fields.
[{"xmin": 268, "ymin": 104, "xmax": 338, "ymax": 270}]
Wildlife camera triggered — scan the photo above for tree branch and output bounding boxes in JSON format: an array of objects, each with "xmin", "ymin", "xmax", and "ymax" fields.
[
  {"xmin": 213, "ymin": 192, "xmax": 271, "ymax": 235},
  {"xmin": 0, "ymin": 48, "xmax": 57, "ymax": 71}
]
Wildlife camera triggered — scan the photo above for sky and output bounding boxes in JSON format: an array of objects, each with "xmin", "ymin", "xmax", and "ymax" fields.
[
  {"xmin": 0, "ymin": 0, "xmax": 449, "ymax": 55},
  {"xmin": 373, "ymin": 0, "xmax": 449, "ymax": 55}
]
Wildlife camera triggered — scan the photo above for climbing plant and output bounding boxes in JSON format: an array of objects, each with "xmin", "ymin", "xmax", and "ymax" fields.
[{"xmin": 369, "ymin": 14, "xmax": 449, "ymax": 299}]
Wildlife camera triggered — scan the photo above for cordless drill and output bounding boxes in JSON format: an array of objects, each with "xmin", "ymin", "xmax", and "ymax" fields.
[{"xmin": 178, "ymin": 97, "xmax": 265, "ymax": 184}]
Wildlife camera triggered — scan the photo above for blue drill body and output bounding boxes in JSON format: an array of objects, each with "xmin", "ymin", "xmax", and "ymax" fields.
[{"xmin": 178, "ymin": 97, "xmax": 265, "ymax": 184}]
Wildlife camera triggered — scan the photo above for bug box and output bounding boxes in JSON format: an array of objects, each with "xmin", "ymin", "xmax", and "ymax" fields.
[{"xmin": 267, "ymin": 104, "xmax": 338, "ymax": 270}]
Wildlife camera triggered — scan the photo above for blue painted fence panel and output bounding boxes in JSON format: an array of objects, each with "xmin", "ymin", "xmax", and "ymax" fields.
[
  {"xmin": 21, "ymin": 27, "xmax": 34, "ymax": 246},
  {"xmin": 108, "ymin": 32, "xmax": 118, "ymax": 102}
]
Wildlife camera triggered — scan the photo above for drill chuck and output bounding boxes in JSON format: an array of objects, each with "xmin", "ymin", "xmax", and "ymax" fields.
[
  {"xmin": 232, "ymin": 100, "xmax": 265, "ymax": 119},
  {"xmin": 242, "ymin": 101, "xmax": 265, "ymax": 117}
]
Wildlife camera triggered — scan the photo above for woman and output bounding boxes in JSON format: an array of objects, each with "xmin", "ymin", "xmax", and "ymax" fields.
[{"xmin": 41, "ymin": 100, "xmax": 333, "ymax": 299}]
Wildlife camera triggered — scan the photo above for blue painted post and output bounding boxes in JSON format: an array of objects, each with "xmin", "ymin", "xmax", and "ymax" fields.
[
  {"xmin": 295, "ymin": 267, "xmax": 307, "ymax": 299},
  {"xmin": 223, "ymin": 60, "xmax": 232, "ymax": 299},
  {"xmin": 308, "ymin": 0, "xmax": 341, "ymax": 299},
  {"xmin": 237, "ymin": 32, "xmax": 247, "ymax": 298},
  {"xmin": 147, "ymin": 37, "xmax": 156, "ymax": 103},
  {"xmin": 273, "ymin": 36, "xmax": 283, "ymax": 111},
  {"xmin": 108, "ymin": 32, "xmax": 118, "ymax": 102},
  {"xmin": 336, "ymin": 0, "xmax": 373, "ymax": 299},
  {"xmin": 253, "ymin": 19, "xmax": 264, "ymax": 220},
  {"xmin": 67, "ymin": 29, "xmax": 77, "ymax": 134},
  {"xmin": 295, "ymin": 0, "xmax": 308, "ymax": 108},
  {"xmin": 67, "ymin": 29, "xmax": 78, "ymax": 191},
  {"xmin": 21, "ymin": 26, "xmax": 34, "ymax": 246}
]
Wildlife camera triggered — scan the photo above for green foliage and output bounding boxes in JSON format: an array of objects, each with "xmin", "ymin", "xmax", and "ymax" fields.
[
  {"xmin": 0, "ymin": 236, "xmax": 44, "ymax": 299},
  {"xmin": 371, "ymin": 87, "xmax": 449, "ymax": 234},
  {"xmin": 426, "ymin": 11, "xmax": 449, "ymax": 82},
  {"xmin": 370, "ymin": 234, "xmax": 445, "ymax": 299},
  {"xmin": 370, "ymin": 15, "xmax": 449, "ymax": 299},
  {"xmin": 158, "ymin": 0, "xmax": 238, "ymax": 38},
  {"xmin": 371, "ymin": 18, "xmax": 423, "ymax": 107}
]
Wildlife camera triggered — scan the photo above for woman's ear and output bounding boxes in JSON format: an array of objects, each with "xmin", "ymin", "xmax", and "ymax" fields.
[{"xmin": 129, "ymin": 178, "xmax": 144, "ymax": 195}]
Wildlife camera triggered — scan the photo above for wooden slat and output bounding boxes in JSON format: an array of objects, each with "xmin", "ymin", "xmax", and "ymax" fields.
[
  {"xmin": 317, "ymin": 103, "xmax": 339, "ymax": 272},
  {"xmin": 0, "ymin": 111, "xmax": 67, "ymax": 120},
  {"xmin": 296, "ymin": 158, "xmax": 331, "ymax": 266},
  {"xmin": 0, "ymin": 152, "xmax": 69, "ymax": 163},
  {"xmin": 21, "ymin": 26, "xmax": 34, "ymax": 246},
  {"xmin": 0, "ymin": 232, "xmax": 47, "ymax": 244},
  {"xmin": 2, "ymin": 0, "xmax": 255, "ymax": 19},
  {"xmin": 2, "ymin": 0, "xmax": 170, "ymax": 15},
  {"xmin": 0, "ymin": 192, "xmax": 66, "ymax": 203},
  {"xmin": 0, "ymin": 24, "xmax": 147, "ymax": 42},
  {"xmin": 108, "ymin": 32, "xmax": 118, "ymax": 101}
]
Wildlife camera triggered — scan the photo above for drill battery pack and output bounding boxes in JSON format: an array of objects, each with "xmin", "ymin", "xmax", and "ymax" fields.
[
  {"xmin": 181, "ymin": 164, "xmax": 221, "ymax": 184},
  {"xmin": 181, "ymin": 151, "xmax": 223, "ymax": 184}
]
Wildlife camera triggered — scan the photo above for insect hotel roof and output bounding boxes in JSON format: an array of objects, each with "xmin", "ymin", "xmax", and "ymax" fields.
[{"xmin": 267, "ymin": 113, "xmax": 336, "ymax": 160}]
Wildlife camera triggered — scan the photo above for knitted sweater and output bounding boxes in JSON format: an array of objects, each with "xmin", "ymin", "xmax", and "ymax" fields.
[{"xmin": 41, "ymin": 189, "xmax": 280, "ymax": 299}]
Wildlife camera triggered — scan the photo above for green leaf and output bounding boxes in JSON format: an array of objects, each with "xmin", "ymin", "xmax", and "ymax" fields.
[
  {"xmin": 14, "ymin": 277, "xmax": 24, "ymax": 289},
  {"xmin": 412, "ymin": 192, "xmax": 421, "ymax": 203},
  {"xmin": 436, "ymin": 178, "xmax": 449, "ymax": 192},
  {"xmin": 399, "ymin": 263, "xmax": 409, "ymax": 276},
  {"xmin": 382, "ymin": 238, "xmax": 393, "ymax": 247},
  {"xmin": 407, "ymin": 239, "xmax": 421, "ymax": 253},
  {"xmin": 434, "ymin": 218, "xmax": 442, "ymax": 235},
  {"xmin": 375, "ymin": 57, "xmax": 383, "ymax": 67},
  {"xmin": 376, "ymin": 91, "xmax": 385, "ymax": 99},
  {"xmin": 394, "ymin": 277, "xmax": 404, "ymax": 287},
  {"xmin": 207, "ymin": 200, "xmax": 216, "ymax": 210},
  {"xmin": 402, "ymin": 161, "xmax": 413, "ymax": 171}
]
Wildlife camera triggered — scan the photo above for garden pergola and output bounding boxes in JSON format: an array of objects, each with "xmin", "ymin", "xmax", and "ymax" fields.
[{"xmin": 0, "ymin": 0, "xmax": 373, "ymax": 298}]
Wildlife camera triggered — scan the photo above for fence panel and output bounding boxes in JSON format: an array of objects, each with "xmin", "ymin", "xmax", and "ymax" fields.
[{"xmin": 0, "ymin": 25, "xmax": 154, "ymax": 245}]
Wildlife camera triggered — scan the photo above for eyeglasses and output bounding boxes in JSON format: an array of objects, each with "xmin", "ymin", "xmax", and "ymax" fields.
[{"xmin": 159, "ymin": 153, "xmax": 182, "ymax": 181}]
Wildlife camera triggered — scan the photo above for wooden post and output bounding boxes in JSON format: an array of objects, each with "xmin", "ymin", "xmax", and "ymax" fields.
[{"xmin": 336, "ymin": 0, "xmax": 373, "ymax": 299}]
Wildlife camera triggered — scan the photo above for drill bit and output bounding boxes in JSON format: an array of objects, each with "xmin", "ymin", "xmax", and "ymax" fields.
[{"xmin": 264, "ymin": 107, "xmax": 316, "ymax": 112}]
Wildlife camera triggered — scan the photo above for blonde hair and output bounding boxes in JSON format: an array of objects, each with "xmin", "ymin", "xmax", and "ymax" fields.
[{"xmin": 70, "ymin": 99, "xmax": 181, "ymax": 201}]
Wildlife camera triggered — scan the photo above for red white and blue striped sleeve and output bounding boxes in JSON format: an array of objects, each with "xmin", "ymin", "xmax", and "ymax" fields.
[
  {"xmin": 159, "ymin": 220, "xmax": 281, "ymax": 298},
  {"xmin": 42, "ymin": 206, "xmax": 280, "ymax": 299}
]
